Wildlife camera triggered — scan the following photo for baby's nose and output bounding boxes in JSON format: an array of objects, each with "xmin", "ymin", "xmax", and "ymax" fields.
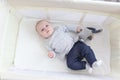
[
  {"xmin": 45, "ymin": 27, "xmax": 48, "ymax": 32},
  {"xmin": 45, "ymin": 27, "xmax": 47, "ymax": 30}
]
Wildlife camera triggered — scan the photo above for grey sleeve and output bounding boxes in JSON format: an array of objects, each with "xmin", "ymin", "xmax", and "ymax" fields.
[
  {"xmin": 65, "ymin": 25, "xmax": 78, "ymax": 32},
  {"xmin": 46, "ymin": 45, "xmax": 52, "ymax": 51},
  {"xmin": 46, "ymin": 45, "xmax": 56, "ymax": 58}
]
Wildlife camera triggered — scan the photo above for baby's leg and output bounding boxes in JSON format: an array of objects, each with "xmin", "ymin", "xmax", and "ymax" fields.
[
  {"xmin": 79, "ymin": 41, "xmax": 97, "ymax": 67},
  {"xmin": 80, "ymin": 41, "xmax": 103, "ymax": 72},
  {"xmin": 66, "ymin": 42, "xmax": 86, "ymax": 70}
]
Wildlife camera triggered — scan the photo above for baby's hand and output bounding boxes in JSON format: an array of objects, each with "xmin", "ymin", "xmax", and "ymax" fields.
[
  {"xmin": 48, "ymin": 51, "xmax": 55, "ymax": 58},
  {"xmin": 77, "ymin": 27, "xmax": 82, "ymax": 33}
]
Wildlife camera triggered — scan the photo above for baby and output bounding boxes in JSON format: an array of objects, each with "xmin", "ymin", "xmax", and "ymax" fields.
[{"xmin": 36, "ymin": 19, "xmax": 102, "ymax": 73}]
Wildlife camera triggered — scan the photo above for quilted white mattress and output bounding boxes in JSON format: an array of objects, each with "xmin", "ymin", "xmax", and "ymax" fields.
[{"xmin": 14, "ymin": 10, "xmax": 111, "ymax": 75}]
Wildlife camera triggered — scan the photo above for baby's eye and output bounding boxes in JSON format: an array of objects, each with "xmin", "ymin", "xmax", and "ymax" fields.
[
  {"xmin": 46, "ymin": 25, "xmax": 48, "ymax": 27},
  {"xmin": 41, "ymin": 28, "xmax": 44, "ymax": 31}
]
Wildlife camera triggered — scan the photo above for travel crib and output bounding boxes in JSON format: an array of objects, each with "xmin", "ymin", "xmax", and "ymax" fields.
[{"xmin": 0, "ymin": 0, "xmax": 120, "ymax": 80}]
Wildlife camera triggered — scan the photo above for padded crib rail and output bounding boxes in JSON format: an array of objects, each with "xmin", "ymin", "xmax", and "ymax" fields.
[
  {"xmin": 0, "ymin": 1, "xmax": 120, "ymax": 78},
  {"xmin": 0, "ymin": 8, "xmax": 22, "ymax": 73},
  {"xmin": 0, "ymin": 6, "xmax": 120, "ymax": 74},
  {"xmin": 7, "ymin": 0, "xmax": 120, "ymax": 14},
  {"xmin": 110, "ymin": 20, "xmax": 120, "ymax": 73}
]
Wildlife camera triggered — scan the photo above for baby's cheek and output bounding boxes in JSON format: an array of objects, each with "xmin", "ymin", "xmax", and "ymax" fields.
[{"xmin": 40, "ymin": 32, "xmax": 46, "ymax": 37}]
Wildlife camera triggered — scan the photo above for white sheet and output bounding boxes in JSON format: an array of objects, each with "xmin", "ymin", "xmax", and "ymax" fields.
[{"xmin": 14, "ymin": 15, "xmax": 111, "ymax": 75}]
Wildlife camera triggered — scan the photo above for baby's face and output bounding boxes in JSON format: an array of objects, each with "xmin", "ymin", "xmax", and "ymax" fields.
[{"xmin": 36, "ymin": 20, "xmax": 54, "ymax": 38}]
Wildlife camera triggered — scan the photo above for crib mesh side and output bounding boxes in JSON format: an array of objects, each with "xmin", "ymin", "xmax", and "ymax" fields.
[
  {"xmin": 1, "ymin": 0, "xmax": 120, "ymax": 79},
  {"xmin": 110, "ymin": 18, "xmax": 120, "ymax": 74},
  {"xmin": 0, "ymin": 9, "xmax": 22, "ymax": 73}
]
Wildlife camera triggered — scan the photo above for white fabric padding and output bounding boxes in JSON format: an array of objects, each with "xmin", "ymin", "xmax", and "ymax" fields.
[
  {"xmin": 16, "ymin": 8, "xmax": 84, "ymax": 23},
  {"xmin": 14, "ymin": 11, "xmax": 111, "ymax": 75}
]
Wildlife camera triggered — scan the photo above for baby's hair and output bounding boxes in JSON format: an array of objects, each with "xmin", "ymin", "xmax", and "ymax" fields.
[{"xmin": 35, "ymin": 19, "xmax": 50, "ymax": 32}]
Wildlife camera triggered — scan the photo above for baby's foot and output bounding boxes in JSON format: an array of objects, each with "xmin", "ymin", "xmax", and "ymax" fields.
[
  {"xmin": 86, "ymin": 64, "xmax": 93, "ymax": 74},
  {"xmin": 92, "ymin": 60, "xmax": 103, "ymax": 69}
]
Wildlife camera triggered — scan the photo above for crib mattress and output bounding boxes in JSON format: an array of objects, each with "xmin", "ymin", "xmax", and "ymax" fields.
[
  {"xmin": 14, "ymin": 17, "xmax": 111, "ymax": 75},
  {"xmin": 1, "ymin": 0, "xmax": 120, "ymax": 79},
  {"xmin": 13, "ymin": 7, "xmax": 112, "ymax": 75}
]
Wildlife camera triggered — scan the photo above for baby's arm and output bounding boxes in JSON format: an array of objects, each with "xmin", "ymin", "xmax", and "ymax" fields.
[
  {"xmin": 65, "ymin": 25, "xmax": 82, "ymax": 33},
  {"xmin": 76, "ymin": 26, "xmax": 83, "ymax": 33},
  {"xmin": 46, "ymin": 45, "xmax": 56, "ymax": 58}
]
